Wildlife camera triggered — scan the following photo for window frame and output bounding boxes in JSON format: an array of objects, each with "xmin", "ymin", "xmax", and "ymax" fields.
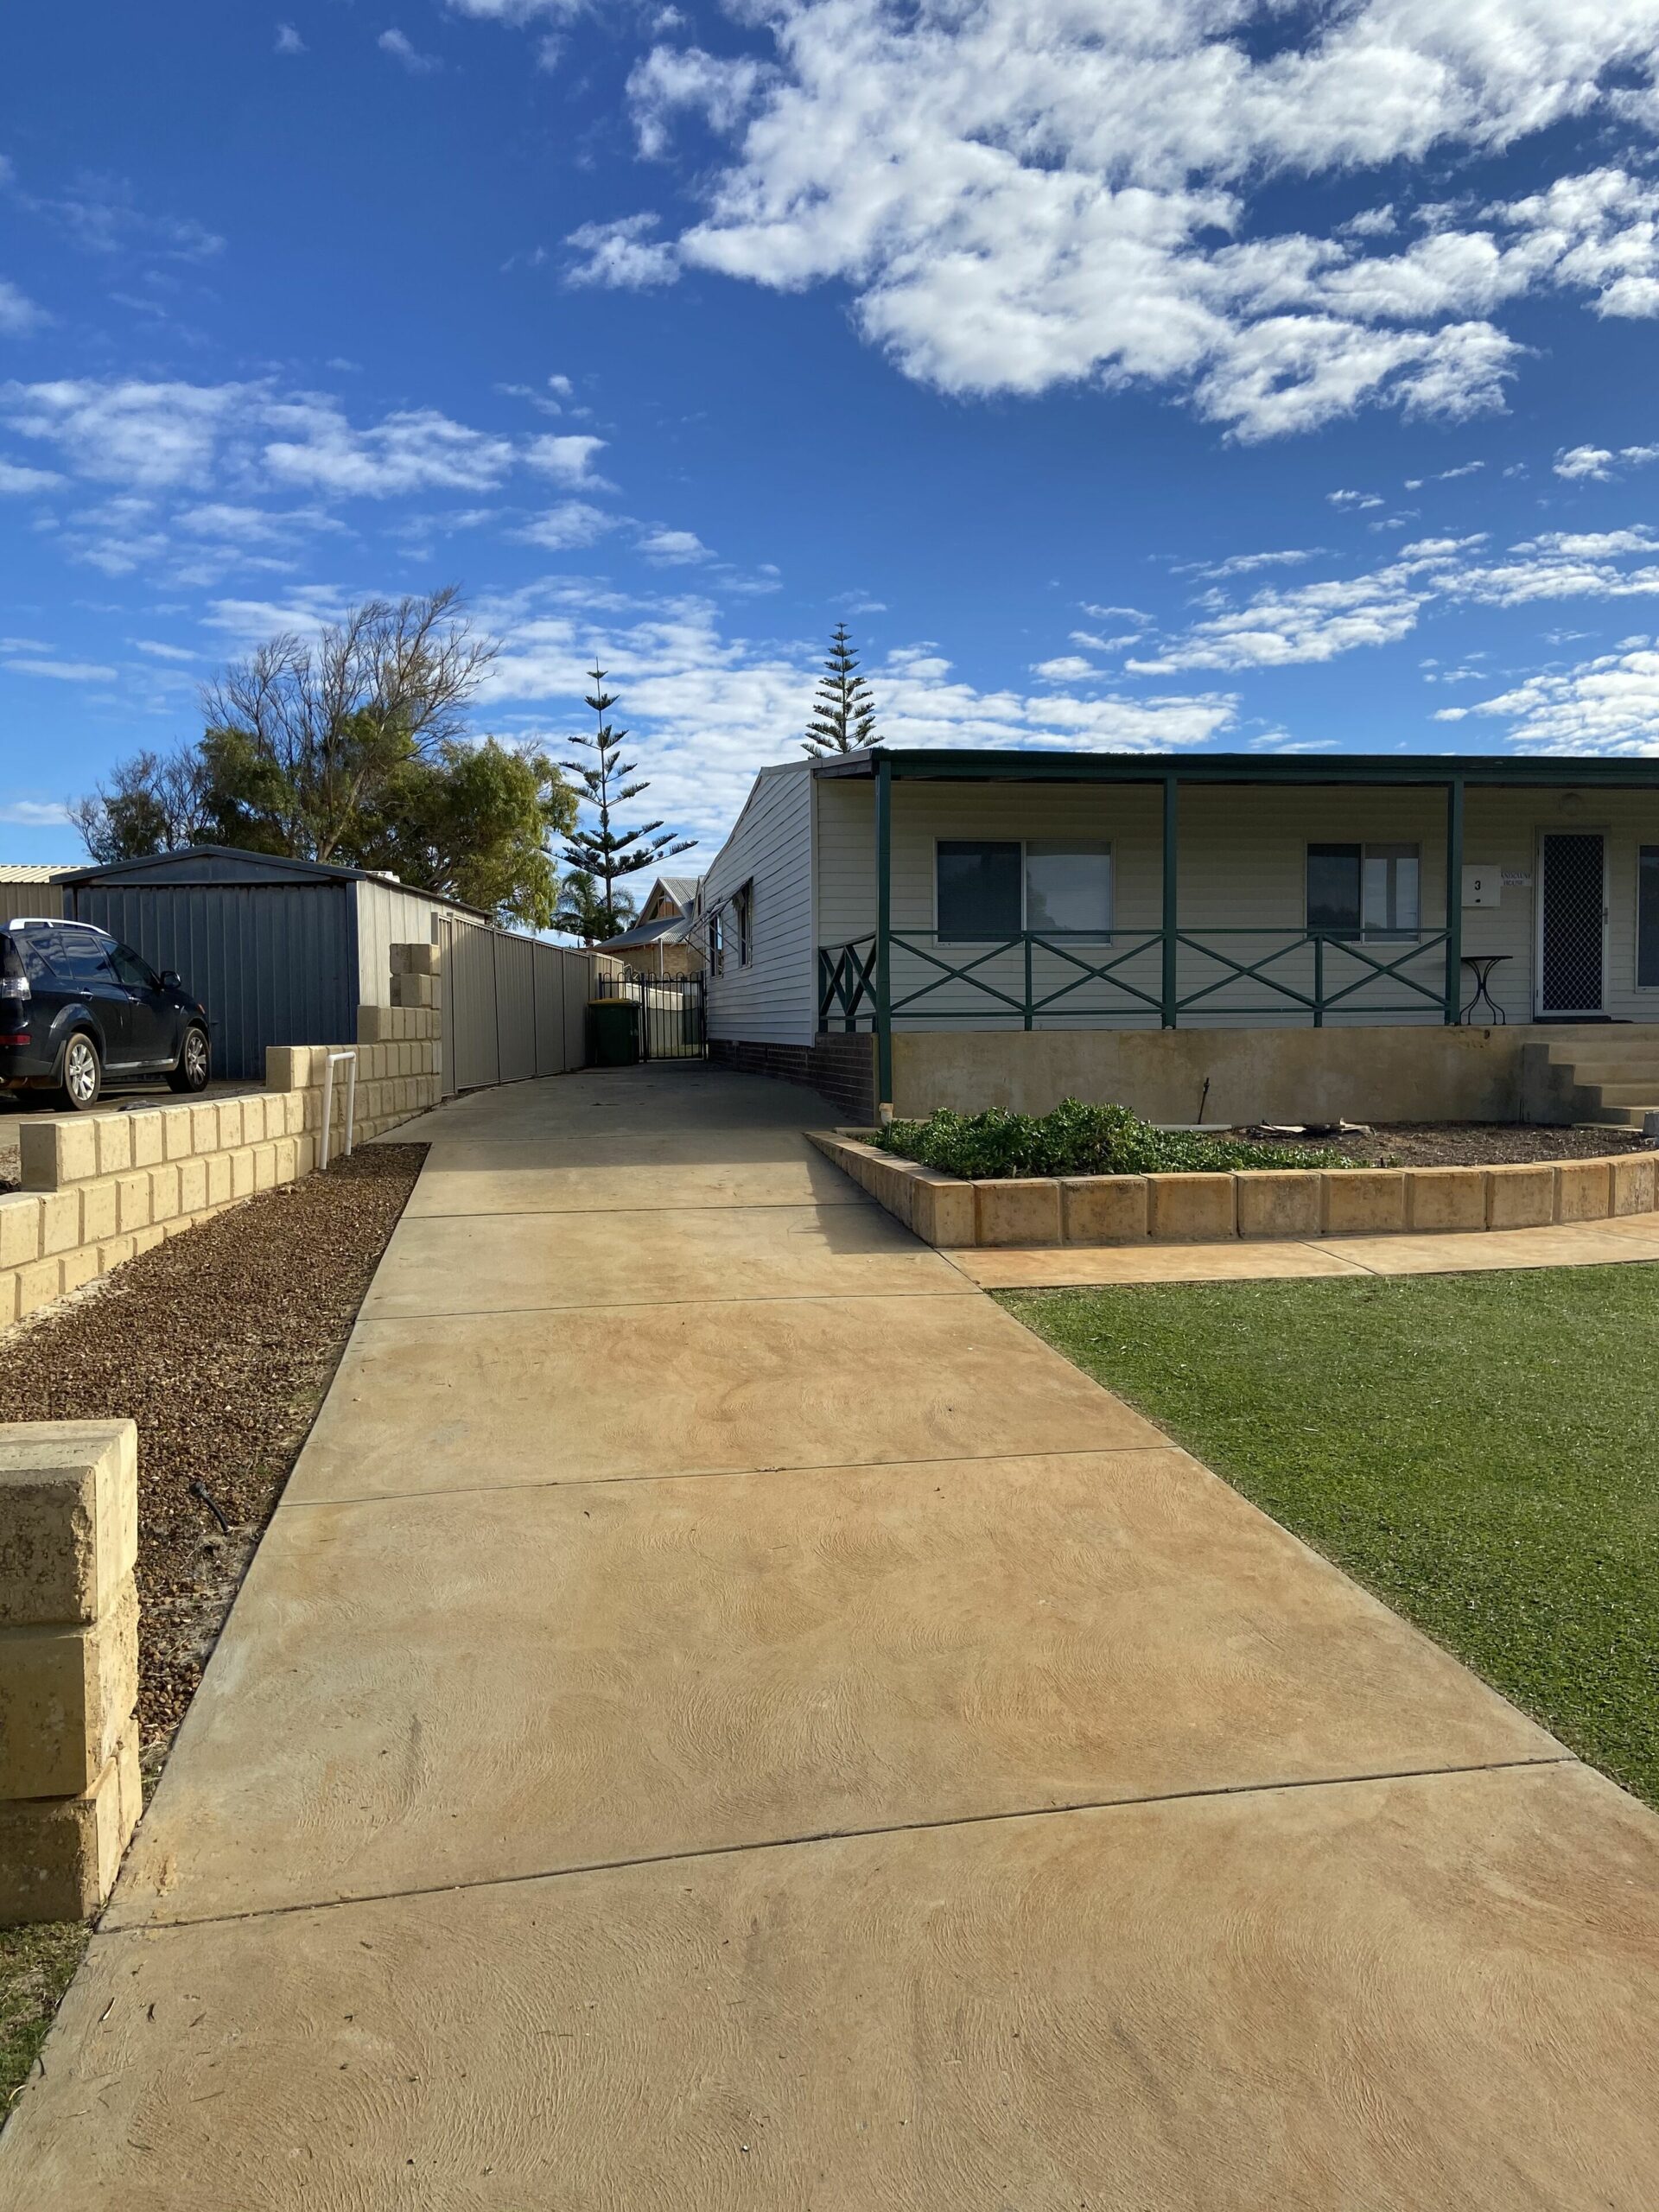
[
  {"xmin": 1305, "ymin": 841, "xmax": 1422, "ymax": 942},
  {"xmin": 1637, "ymin": 844, "xmax": 1659, "ymax": 989},
  {"xmin": 730, "ymin": 880, "xmax": 754, "ymax": 969},
  {"xmin": 932, "ymin": 838, "xmax": 1115, "ymax": 945}
]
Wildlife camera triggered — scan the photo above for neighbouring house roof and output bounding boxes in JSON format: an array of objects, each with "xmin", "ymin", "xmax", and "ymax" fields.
[
  {"xmin": 603, "ymin": 909, "xmax": 703, "ymax": 953},
  {"xmin": 0, "ymin": 863, "xmax": 75, "ymax": 881},
  {"xmin": 810, "ymin": 746, "xmax": 1659, "ymax": 789},
  {"xmin": 652, "ymin": 874, "xmax": 703, "ymax": 913}
]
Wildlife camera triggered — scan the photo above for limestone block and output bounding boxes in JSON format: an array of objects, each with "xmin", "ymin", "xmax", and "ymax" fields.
[
  {"xmin": 0, "ymin": 1724, "xmax": 141, "ymax": 1923},
  {"xmin": 1234, "ymin": 1172, "xmax": 1322, "ymax": 1241},
  {"xmin": 1147, "ymin": 1173, "xmax": 1236, "ymax": 1242},
  {"xmin": 0, "ymin": 1193, "xmax": 41, "ymax": 1269},
  {"xmin": 975, "ymin": 1179, "xmax": 1061, "ymax": 1247},
  {"xmin": 391, "ymin": 941, "xmax": 440, "ymax": 976},
  {"xmin": 216, "ymin": 1097, "xmax": 245, "ymax": 1148},
  {"xmin": 0, "ymin": 1578, "xmax": 137, "ymax": 1797},
  {"xmin": 356, "ymin": 1004, "xmax": 392, "ymax": 1044},
  {"xmin": 98, "ymin": 1236, "xmax": 136, "ymax": 1274},
  {"xmin": 1406, "ymin": 1168, "xmax": 1487, "ymax": 1233},
  {"xmin": 0, "ymin": 1421, "xmax": 137, "ymax": 1628},
  {"xmin": 274, "ymin": 1137, "xmax": 297, "ymax": 1185},
  {"xmin": 190, "ymin": 1102, "xmax": 220, "ymax": 1153},
  {"xmin": 908, "ymin": 1169, "xmax": 974, "ymax": 1248},
  {"xmin": 1060, "ymin": 1175, "xmax": 1149, "ymax": 1244},
  {"xmin": 161, "ymin": 1104, "xmax": 195, "ymax": 1161},
  {"xmin": 264, "ymin": 1046, "xmax": 304, "ymax": 1091},
  {"xmin": 391, "ymin": 972, "xmax": 435, "ymax": 1009},
  {"xmin": 94, "ymin": 1116, "xmax": 132, "ymax": 1177},
  {"xmin": 177, "ymin": 1156, "xmax": 208, "ymax": 1216},
  {"xmin": 116, "ymin": 1171, "xmax": 151, "ymax": 1235},
  {"xmin": 38, "ymin": 1190, "xmax": 79, "ymax": 1258},
  {"xmin": 1610, "ymin": 1152, "xmax": 1657, "ymax": 1216},
  {"xmin": 59, "ymin": 1246, "xmax": 99, "ymax": 1297},
  {"xmin": 0, "ymin": 1272, "xmax": 16, "ymax": 1326},
  {"xmin": 130, "ymin": 1225, "xmax": 165, "ymax": 1257},
  {"xmin": 1321, "ymin": 1170, "xmax": 1408, "ymax": 1236},
  {"xmin": 149, "ymin": 1164, "xmax": 181, "ymax": 1224},
  {"xmin": 79, "ymin": 1179, "xmax": 118, "ymax": 1244},
  {"xmin": 19, "ymin": 1117, "xmax": 98, "ymax": 1191},
  {"xmin": 283, "ymin": 1091, "xmax": 305, "ymax": 1136},
  {"xmin": 1554, "ymin": 1160, "xmax": 1612, "ymax": 1223},
  {"xmin": 16, "ymin": 1257, "xmax": 62, "ymax": 1319},
  {"xmin": 296, "ymin": 1132, "xmax": 317, "ymax": 1177},
  {"xmin": 252, "ymin": 1143, "xmax": 276, "ymax": 1192},
  {"xmin": 230, "ymin": 1148, "xmax": 254, "ymax": 1200},
  {"xmin": 129, "ymin": 1111, "xmax": 164, "ymax": 1169},
  {"xmin": 205, "ymin": 1152, "xmax": 232, "ymax": 1205}
]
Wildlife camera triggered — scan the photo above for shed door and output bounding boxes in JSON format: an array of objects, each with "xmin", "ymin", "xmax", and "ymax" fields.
[{"xmin": 1537, "ymin": 832, "xmax": 1607, "ymax": 1015}]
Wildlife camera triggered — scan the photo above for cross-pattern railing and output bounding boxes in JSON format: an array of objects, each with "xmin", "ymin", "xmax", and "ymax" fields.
[{"xmin": 817, "ymin": 928, "xmax": 1452, "ymax": 1031}]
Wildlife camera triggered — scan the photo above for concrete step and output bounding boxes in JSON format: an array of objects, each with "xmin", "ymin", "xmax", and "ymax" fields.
[
  {"xmin": 1561, "ymin": 1061, "xmax": 1659, "ymax": 1086},
  {"xmin": 1584, "ymin": 1083, "xmax": 1659, "ymax": 1109},
  {"xmin": 1545, "ymin": 1038, "xmax": 1659, "ymax": 1065},
  {"xmin": 1592, "ymin": 1104, "xmax": 1653, "ymax": 1128}
]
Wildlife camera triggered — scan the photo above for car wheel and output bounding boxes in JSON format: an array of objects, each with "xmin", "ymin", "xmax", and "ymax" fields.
[
  {"xmin": 168, "ymin": 1024, "xmax": 211, "ymax": 1094},
  {"xmin": 54, "ymin": 1032, "xmax": 103, "ymax": 1113}
]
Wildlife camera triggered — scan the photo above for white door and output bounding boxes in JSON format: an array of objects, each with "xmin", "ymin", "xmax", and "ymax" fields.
[{"xmin": 1536, "ymin": 831, "xmax": 1608, "ymax": 1015}]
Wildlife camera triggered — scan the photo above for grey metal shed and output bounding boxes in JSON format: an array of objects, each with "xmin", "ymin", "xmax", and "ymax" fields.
[{"xmin": 55, "ymin": 847, "xmax": 486, "ymax": 1080}]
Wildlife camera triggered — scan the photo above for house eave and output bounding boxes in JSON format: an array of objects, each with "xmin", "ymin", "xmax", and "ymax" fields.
[{"xmin": 811, "ymin": 747, "xmax": 1659, "ymax": 791}]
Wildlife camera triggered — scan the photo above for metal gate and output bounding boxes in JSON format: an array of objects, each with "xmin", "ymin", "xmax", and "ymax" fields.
[{"xmin": 610, "ymin": 970, "xmax": 706, "ymax": 1061}]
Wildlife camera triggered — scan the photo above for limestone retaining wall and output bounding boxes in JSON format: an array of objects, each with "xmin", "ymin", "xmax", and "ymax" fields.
[
  {"xmin": 0, "ymin": 1422, "xmax": 142, "ymax": 1923},
  {"xmin": 810, "ymin": 1131, "xmax": 1659, "ymax": 1249},
  {"xmin": 0, "ymin": 942, "xmax": 443, "ymax": 1333}
]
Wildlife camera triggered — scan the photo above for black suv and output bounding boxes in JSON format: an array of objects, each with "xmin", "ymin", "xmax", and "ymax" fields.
[{"xmin": 0, "ymin": 919, "xmax": 212, "ymax": 1112}]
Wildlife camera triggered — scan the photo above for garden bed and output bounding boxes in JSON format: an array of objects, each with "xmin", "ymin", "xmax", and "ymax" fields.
[{"xmin": 1242, "ymin": 1122, "xmax": 1656, "ymax": 1167}]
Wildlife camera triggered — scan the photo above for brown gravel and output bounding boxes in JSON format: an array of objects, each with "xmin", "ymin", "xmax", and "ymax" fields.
[
  {"xmin": 0, "ymin": 1145, "xmax": 424, "ymax": 1773},
  {"xmin": 1236, "ymin": 1122, "xmax": 1658, "ymax": 1166}
]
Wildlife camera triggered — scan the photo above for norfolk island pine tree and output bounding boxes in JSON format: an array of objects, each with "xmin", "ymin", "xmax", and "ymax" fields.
[
  {"xmin": 802, "ymin": 623, "xmax": 880, "ymax": 755},
  {"xmin": 561, "ymin": 664, "xmax": 695, "ymax": 940}
]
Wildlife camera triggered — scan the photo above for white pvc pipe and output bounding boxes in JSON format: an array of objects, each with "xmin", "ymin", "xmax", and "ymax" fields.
[{"xmin": 320, "ymin": 1049, "xmax": 359, "ymax": 1168}]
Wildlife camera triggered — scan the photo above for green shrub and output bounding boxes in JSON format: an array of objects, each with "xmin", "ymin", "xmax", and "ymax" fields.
[{"xmin": 870, "ymin": 1097, "xmax": 1345, "ymax": 1180}]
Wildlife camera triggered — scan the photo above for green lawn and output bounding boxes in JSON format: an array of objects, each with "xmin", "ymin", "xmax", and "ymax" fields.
[
  {"xmin": 1001, "ymin": 1266, "xmax": 1659, "ymax": 1808},
  {"xmin": 1, "ymin": 1923, "xmax": 86, "ymax": 2115}
]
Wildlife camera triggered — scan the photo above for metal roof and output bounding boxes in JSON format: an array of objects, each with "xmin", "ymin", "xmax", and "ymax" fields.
[
  {"xmin": 54, "ymin": 842, "xmax": 486, "ymax": 913},
  {"xmin": 810, "ymin": 747, "xmax": 1659, "ymax": 789},
  {"xmin": 0, "ymin": 863, "xmax": 74, "ymax": 882}
]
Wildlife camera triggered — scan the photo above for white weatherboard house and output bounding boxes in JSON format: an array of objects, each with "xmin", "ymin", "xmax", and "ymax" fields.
[{"xmin": 700, "ymin": 747, "xmax": 1659, "ymax": 1128}]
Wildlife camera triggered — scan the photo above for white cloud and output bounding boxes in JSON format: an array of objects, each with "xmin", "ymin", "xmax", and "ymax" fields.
[
  {"xmin": 3, "ymin": 657, "xmax": 118, "ymax": 681},
  {"xmin": 1183, "ymin": 548, "xmax": 1323, "ymax": 580},
  {"xmin": 512, "ymin": 501, "xmax": 615, "ymax": 550},
  {"xmin": 480, "ymin": 582, "xmax": 1236, "ymax": 840},
  {"xmin": 565, "ymin": 213, "xmax": 678, "ymax": 289},
  {"xmin": 0, "ymin": 279, "xmax": 47, "ymax": 336},
  {"xmin": 132, "ymin": 639, "xmax": 199, "ymax": 661},
  {"xmin": 0, "ymin": 799, "xmax": 73, "ymax": 827},
  {"xmin": 1438, "ymin": 645, "xmax": 1659, "ymax": 753},
  {"xmin": 582, "ymin": 3, "xmax": 1659, "ymax": 436},
  {"xmin": 0, "ymin": 378, "xmax": 243, "ymax": 489},
  {"xmin": 263, "ymin": 399, "xmax": 516, "ymax": 495},
  {"xmin": 378, "ymin": 28, "xmax": 442, "ymax": 73},
  {"xmin": 1328, "ymin": 489, "xmax": 1383, "ymax": 510},
  {"xmin": 275, "ymin": 22, "xmax": 305, "ymax": 54},
  {"xmin": 638, "ymin": 525, "xmax": 714, "ymax": 565},
  {"xmin": 523, "ymin": 431, "xmax": 608, "ymax": 486},
  {"xmin": 1031, "ymin": 654, "xmax": 1096, "ymax": 681},
  {"xmin": 0, "ymin": 456, "xmax": 60, "ymax": 493},
  {"xmin": 1554, "ymin": 440, "xmax": 1659, "ymax": 480}
]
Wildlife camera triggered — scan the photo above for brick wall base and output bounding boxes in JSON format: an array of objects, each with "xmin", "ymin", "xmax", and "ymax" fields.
[{"xmin": 710, "ymin": 1033, "xmax": 876, "ymax": 1123}]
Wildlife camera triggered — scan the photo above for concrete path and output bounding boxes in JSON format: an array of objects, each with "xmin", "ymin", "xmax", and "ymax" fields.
[
  {"xmin": 5, "ymin": 1065, "xmax": 1658, "ymax": 2209},
  {"xmin": 957, "ymin": 1207, "xmax": 1659, "ymax": 1288}
]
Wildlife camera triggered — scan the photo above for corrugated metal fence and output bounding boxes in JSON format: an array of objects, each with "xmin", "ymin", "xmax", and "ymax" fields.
[
  {"xmin": 437, "ymin": 915, "xmax": 595, "ymax": 1095},
  {"xmin": 67, "ymin": 881, "xmax": 356, "ymax": 1079}
]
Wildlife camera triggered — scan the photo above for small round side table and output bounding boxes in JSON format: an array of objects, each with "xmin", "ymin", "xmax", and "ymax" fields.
[{"xmin": 1460, "ymin": 952, "xmax": 1510, "ymax": 1025}]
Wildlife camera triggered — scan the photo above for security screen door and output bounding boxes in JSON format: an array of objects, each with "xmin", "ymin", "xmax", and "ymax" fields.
[{"xmin": 1537, "ymin": 831, "xmax": 1606, "ymax": 1015}]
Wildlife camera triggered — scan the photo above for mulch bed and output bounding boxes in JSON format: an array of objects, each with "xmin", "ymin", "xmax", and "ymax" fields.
[
  {"xmin": 0, "ymin": 1145, "xmax": 425, "ymax": 1771},
  {"xmin": 1236, "ymin": 1123, "xmax": 1657, "ymax": 1166}
]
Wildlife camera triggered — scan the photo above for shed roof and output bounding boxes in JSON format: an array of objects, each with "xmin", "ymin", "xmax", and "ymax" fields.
[
  {"xmin": 0, "ymin": 863, "xmax": 74, "ymax": 882},
  {"xmin": 55, "ymin": 843, "xmax": 486, "ymax": 913}
]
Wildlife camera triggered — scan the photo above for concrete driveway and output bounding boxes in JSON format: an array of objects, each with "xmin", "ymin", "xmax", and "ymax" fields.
[{"xmin": 5, "ymin": 1064, "xmax": 1657, "ymax": 2208}]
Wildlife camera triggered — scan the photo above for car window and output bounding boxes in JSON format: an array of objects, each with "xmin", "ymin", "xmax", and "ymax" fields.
[
  {"xmin": 108, "ymin": 940, "xmax": 162, "ymax": 991},
  {"xmin": 29, "ymin": 926, "xmax": 118, "ymax": 986},
  {"xmin": 3, "ymin": 931, "xmax": 50, "ymax": 985}
]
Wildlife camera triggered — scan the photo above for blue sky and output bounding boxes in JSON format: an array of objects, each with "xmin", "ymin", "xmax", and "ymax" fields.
[{"xmin": 4, "ymin": 0, "xmax": 1659, "ymax": 872}]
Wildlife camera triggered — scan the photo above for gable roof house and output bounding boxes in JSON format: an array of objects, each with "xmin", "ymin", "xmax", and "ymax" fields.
[
  {"xmin": 600, "ymin": 874, "xmax": 706, "ymax": 976},
  {"xmin": 698, "ymin": 747, "xmax": 1659, "ymax": 1129}
]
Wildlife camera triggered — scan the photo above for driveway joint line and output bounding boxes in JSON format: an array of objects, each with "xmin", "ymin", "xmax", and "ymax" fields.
[{"xmin": 111, "ymin": 1755, "xmax": 1576, "ymax": 1939}]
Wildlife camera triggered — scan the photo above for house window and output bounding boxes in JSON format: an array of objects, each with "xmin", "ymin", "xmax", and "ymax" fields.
[
  {"xmin": 938, "ymin": 841, "xmax": 1021, "ymax": 941},
  {"xmin": 1639, "ymin": 848, "xmax": 1659, "ymax": 986},
  {"xmin": 1027, "ymin": 842, "xmax": 1112, "ymax": 938},
  {"xmin": 1306, "ymin": 843, "xmax": 1420, "ymax": 937},
  {"xmin": 730, "ymin": 880, "xmax": 753, "ymax": 967},
  {"xmin": 708, "ymin": 908, "xmax": 724, "ymax": 977}
]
